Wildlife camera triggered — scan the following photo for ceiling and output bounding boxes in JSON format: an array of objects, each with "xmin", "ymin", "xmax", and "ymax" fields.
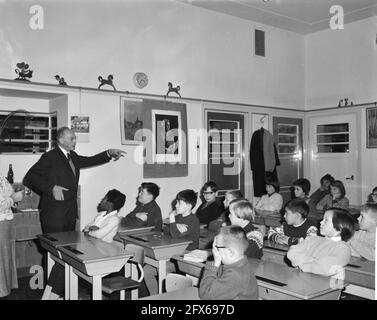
[{"xmin": 181, "ymin": 0, "xmax": 377, "ymax": 34}]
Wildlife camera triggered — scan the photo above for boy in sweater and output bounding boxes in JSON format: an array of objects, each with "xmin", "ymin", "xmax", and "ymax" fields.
[
  {"xmin": 348, "ymin": 203, "xmax": 376, "ymax": 261},
  {"xmin": 287, "ymin": 208, "xmax": 355, "ymax": 279},
  {"xmin": 229, "ymin": 199, "xmax": 263, "ymax": 259},
  {"xmin": 199, "ymin": 225, "xmax": 258, "ymax": 300},
  {"xmin": 144, "ymin": 189, "xmax": 200, "ymax": 295},
  {"xmin": 121, "ymin": 182, "xmax": 162, "ymax": 231},
  {"xmin": 166, "ymin": 189, "xmax": 200, "ymax": 250},
  {"xmin": 268, "ymin": 199, "xmax": 318, "ymax": 246}
]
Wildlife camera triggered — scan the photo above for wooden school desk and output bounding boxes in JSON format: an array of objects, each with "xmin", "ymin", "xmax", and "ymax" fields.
[
  {"xmin": 344, "ymin": 257, "xmax": 375, "ymax": 299},
  {"xmin": 59, "ymin": 237, "xmax": 132, "ymax": 300},
  {"xmin": 117, "ymin": 231, "xmax": 191, "ymax": 294},
  {"xmin": 173, "ymin": 256, "xmax": 347, "ymax": 300},
  {"xmin": 262, "ymin": 240, "xmax": 289, "ymax": 265},
  {"xmin": 254, "ymin": 209, "xmax": 282, "ymax": 227},
  {"xmin": 140, "ymin": 286, "xmax": 200, "ymax": 300},
  {"xmin": 38, "ymin": 231, "xmax": 91, "ymax": 300},
  {"xmin": 113, "ymin": 225, "xmax": 155, "ymax": 243}
]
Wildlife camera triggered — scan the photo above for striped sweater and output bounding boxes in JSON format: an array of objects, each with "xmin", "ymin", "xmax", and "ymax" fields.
[{"xmin": 268, "ymin": 218, "xmax": 318, "ymax": 246}]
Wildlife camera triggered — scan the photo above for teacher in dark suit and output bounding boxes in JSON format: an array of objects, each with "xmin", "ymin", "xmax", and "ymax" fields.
[{"xmin": 23, "ymin": 126, "xmax": 126, "ymax": 299}]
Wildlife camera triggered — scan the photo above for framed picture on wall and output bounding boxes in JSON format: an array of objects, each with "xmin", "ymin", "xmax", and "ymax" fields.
[
  {"xmin": 366, "ymin": 106, "xmax": 377, "ymax": 148},
  {"xmin": 151, "ymin": 109, "xmax": 182, "ymax": 163},
  {"xmin": 71, "ymin": 114, "xmax": 90, "ymax": 142},
  {"xmin": 120, "ymin": 97, "xmax": 144, "ymax": 145}
]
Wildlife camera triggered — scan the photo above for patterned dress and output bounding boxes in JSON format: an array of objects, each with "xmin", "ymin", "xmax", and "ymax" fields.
[{"xmin": 0, "ymin": 174, "xmax": 18, "ymax": 297}]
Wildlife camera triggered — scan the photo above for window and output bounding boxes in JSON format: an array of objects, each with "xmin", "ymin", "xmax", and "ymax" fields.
[
  {"xmin": 316, "ymin": 123, "xmax": 349, "ymax": 153},
  {"xmin": 0, "ymin": 111, "xmax": 57, "ymax": 153},
  {"xmin": 254, "ymin": 29, "xmax": 265, "ymax": 57},
  {"xmin": 277, "ymin": 124, "xmax": 299, "ymax": 155}
]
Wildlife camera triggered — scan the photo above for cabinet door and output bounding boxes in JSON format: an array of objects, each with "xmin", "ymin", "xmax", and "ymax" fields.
[{"xmin": 273, "ymin": 117, "xmax": 303, "ymax": 204}]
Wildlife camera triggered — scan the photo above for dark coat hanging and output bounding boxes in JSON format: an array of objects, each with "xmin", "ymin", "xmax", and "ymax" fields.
[{"xmin": 249, "ymin": 128, "xmax": 280, "ymax": 197}]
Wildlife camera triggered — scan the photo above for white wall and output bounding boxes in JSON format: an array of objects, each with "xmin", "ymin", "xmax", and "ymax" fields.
[
  {"xmin": 0, "ymin": 1, "xmax": 305, "ymax": 109},
  {"xmin": 305, "ymin": 16, "xmax": 377, "ymax": 109},
  {"xmin": 304, "ymin": 16, "xmax": 377, "ymax": 202}
]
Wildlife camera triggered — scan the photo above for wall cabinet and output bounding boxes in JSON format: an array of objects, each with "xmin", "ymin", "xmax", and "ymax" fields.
[{"xmin": 0, "ymin": 111, "xmax": 57, "ymax": 153}]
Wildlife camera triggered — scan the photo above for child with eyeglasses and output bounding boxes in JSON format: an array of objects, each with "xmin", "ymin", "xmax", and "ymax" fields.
[
  {"xmin": 195, "ymin": 181, "xmax": 222, "ymax": 226},
  {"xmin": 199, "ymin": 225, "xmax": 259, "ymax": 300}
]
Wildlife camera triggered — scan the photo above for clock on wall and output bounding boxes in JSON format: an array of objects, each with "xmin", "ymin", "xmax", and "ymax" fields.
[{"xmin": 133, "ymin": 72, "xmax": 148, "ymax": 89}]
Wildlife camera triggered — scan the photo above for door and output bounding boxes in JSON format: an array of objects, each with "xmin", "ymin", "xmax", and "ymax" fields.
[
  {"xmin": 273, "ymin": 117, "xmax": 303, "ymax": 204},
  {"xmin": 308, "ymin": 113, "xmax": 360, "ymax": 205},
  {"xmin": 206, "ymin": 111, "xmax": 245, "ymax": 197}
]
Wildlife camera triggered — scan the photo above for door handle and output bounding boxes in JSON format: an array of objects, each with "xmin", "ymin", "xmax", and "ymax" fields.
[{"xmin": 345, "ymin": 175, "xmax": 354, "ymax": 180}]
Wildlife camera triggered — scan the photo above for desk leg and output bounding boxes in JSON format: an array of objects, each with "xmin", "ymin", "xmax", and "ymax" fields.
[
  {"xmin": 64, "ymin": 263, "xmax": 70, "ymax": 300},
  {"xmin": 158, "ymin": 260, "xmax": 167, "ymax": 294},
  {"xmin": 92, "ymin": 276, "xmax": 102, "ymax": 300},
  {"xmin": 69, "ymin": 267, "xmax": 78, "ymax": 300}
]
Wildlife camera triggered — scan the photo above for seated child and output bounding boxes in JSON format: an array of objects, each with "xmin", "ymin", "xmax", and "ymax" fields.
[
  {"xmin": 309, "ymin": 174, "xmax": 335, "ymax": 207},
  {"xmin": 166, "ymin": 189, "xmax": 201, "ymax": 250},
  {"xmin": 199, "ymin": 225, "xmax": 258, "ymax": 300},
  {"xmin": 348, "ymin": 203, "xmax": 376, "ymax": 261},
  {"xmin": 42, "ymin": 189, "xmax": 126, "ymax": 300},
  {"xmin": 121, "ymin": 182, "xmax": 162, "ymax": 231},
  {"xmin": 222, "ymin": 189, "xmax": 244, "ymax": 223},
  {"xmin": 195, "ymin": 181, "xmax": 223, "ymax": 226},
  {"xmin": 255, "ymin": 178, "xmax": 283, "ymax": 213},
  {"xmin": 83, "ymin": 189, "xmax": 126, "ymax": 243},
  {"xmin": 268, "ymin": 199, "xmax": 318, "ymax": 246},
  {"xmin": 208, "ymin": 189, "xmax": 244, "ymax": 232},
  {"xmin": 292, "ymin": 178, "xmax": 311, "ymax": 203},
  {"xmin": 144, "ymin": 189, "xmax": 200, "ymax": 295},
  {"xmin": 367, "ymin": 186, "xmax": 377, "ymax": 204},
  {"xmin": 229, "ymin": 199, "xmax": 263, "ymax": 259},
  {"xmin": 287, "ymin": 207, "xmax": 355, "ymax": 279},
  {"xmin": 316, "ymin": 180, "xmax": 349, "ymax": 211}
]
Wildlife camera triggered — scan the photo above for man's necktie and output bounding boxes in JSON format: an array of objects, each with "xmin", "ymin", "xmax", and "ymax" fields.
[{"xmin": 67, "ymin": 153, "xmax": 76, "ymax": 177}]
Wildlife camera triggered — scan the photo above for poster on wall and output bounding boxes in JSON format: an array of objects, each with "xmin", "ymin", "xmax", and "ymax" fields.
[
  {"xmin": 366, "ymin": 107, "xmax": 377, "ymax": 148},
  {"xmin": 120, "ymin": 97, "xmax": 144, "ymax": 145},
  {"xmin": 71, "ymin": 115, "xmax": 90, "ymax": 142},
  {"xmin": 152, "ymin": 109, "xmax": 182, "ymax": 163}
]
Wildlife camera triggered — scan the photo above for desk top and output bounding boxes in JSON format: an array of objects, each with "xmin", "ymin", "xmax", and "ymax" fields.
[
  {"xmin": 37, "ymin": 231, "xmax": 90, "ymax": 248},
  {"xmin": 117, "ymin": 225, "xmax": 154, "ymax": 235},
  {"xmin": 173, "ymin": 255, "xmax": 346, "ymax": 300},
  {"xmin": 140, "ymin": 287, "xmax": 200, "ymax": 300},
  {"xmin": 255, "ymin": 209, "xmax": 281, "ymax": 218},
  {"xmin": 263, "ymin": 240, "xmax": 289, "ymax": 252},
  {"xmin": 346, "ymin": 257, "xmax": 375, "ymax": 276},
  {"xmin": 119, "ymin": 231, "xmax": 192, "ymax": 250},
  {"xmin": 252, "ymin": 259, "xmax": 346, "ymax": 299},
  {"xmin": 59, "ymin": 237, "xmax": 132, "ymax": 263}
]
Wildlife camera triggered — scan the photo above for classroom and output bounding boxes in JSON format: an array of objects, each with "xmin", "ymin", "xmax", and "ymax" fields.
[{"xmin": 0, "ymin": 0, "xmax": 376, "ymax": 301}]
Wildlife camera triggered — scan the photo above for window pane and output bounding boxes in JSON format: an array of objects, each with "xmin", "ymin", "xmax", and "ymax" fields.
[
  {"xmin": 317, "ymin": 123, "xmax": 348, "ymax": 133},
  {"xmin": 317, "ymin": 144, "xmax": 349, "ymax": 153},
  {"xmin": 278, "ymin": 135, "xmax": 297, "ymax": 144},
  {"xmin": 278, "ymin": 124, "xmax": 297, "ymax": 134},
  {"xmin": 317, "ymin": 134, "xmax": 349, "ymax": 143},
  {"xmin": 278, "ymin": 145, "xmax": 297, "ymax": 154}
]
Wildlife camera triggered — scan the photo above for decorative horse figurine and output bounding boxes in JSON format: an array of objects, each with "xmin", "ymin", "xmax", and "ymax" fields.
[
  {"xmin": 14, "ymin": 62, "xmax": 33, "ymax": 81},
  {"xmin": 98, "ymin": 75, "xmax": 116, "ymax": 91},
  {"xmin": 54, "ymin": 75, "xmax": 67, "ymax": 85},
  {"xmin": 166, "ymin": 82, "xmax": 181, "ymax": 98}
]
